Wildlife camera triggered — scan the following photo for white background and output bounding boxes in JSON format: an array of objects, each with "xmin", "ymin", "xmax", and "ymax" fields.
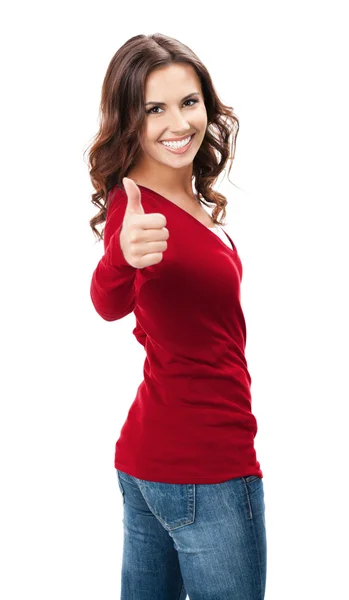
[{"xmin": 1, "ymin": 1, "xmax": 348, "ymax": 598}]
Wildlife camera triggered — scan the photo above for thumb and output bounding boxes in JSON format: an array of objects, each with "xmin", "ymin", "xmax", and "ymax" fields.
[{"xmin": 123, "ymin": 177, "xmax": 144, "ymax": 215}]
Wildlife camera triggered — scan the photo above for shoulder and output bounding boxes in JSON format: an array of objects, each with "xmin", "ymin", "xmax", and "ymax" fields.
[
  {"xmin": 106, "ymin": 184, "xmax": 127, "ymax": 214},
  {"xmin": 103, "ymin": 185, "xmax": 128, "ymax": 249},
  {"xmin": 107, "ymin": 183, "xmax": 158, "ymax": 215}
]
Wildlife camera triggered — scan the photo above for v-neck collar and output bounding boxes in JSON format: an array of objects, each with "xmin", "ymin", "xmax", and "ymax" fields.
[{"xmin": 135, "ymin": 184, "xmax": 236, "ymax": 253}]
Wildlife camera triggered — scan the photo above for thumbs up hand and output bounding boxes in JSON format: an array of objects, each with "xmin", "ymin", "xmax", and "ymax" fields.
[{"xmin": 119, "ymin": 178, "xmax": 169, "ymax": 269}]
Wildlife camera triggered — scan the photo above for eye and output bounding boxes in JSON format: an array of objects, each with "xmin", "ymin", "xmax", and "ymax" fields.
[{"xmin": 146, "ymin": 98, "xmax": 199, "ymax": 115}]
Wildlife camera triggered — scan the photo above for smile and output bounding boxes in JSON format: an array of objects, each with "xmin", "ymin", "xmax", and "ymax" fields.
[{"xmin": 159, "ymin": 134, "xmax": 195, "ymax": 154}]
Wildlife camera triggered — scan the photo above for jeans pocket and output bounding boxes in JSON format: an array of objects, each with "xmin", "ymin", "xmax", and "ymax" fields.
[
  {"xmin": 116, "ymin": 470, "xmax": 125, "ymax": 504},
  {"xmin": 243, "ymin": 475, "xmax": 261, "ymax": 483},
  {"xmin": 137, "ymin": 479, "xmax": 196, "ymax": 532},
  {"xmin": 241, "ymin": 476, "xmax": 263, "ymax": 520}
]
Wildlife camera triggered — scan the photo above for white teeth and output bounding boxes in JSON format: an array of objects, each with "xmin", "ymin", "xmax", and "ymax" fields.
[{"xmin": 161, "ymin": 135, "xmax": 192, "ymax": 149}]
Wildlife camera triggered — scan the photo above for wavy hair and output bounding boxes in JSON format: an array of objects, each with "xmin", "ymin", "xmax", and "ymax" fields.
[{"xmin": 85, "ymin": 33, "xmax": 240, "ymax": 242}]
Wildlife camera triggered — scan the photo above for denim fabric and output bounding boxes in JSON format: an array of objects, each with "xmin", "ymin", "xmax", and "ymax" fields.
[{"xmin": 115, "ymin": 469, "xmax": 267, "ymax": 599}]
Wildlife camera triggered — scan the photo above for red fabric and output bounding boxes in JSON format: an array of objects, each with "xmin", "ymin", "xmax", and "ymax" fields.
[{"xmin": 90, "ymin": 184, "xmax": 263, "ymax": 484}]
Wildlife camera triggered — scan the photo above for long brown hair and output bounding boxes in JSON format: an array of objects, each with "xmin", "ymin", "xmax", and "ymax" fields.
[{"xmin": 85, "ymin": 33, "xmax": 240, "ymax": 242}]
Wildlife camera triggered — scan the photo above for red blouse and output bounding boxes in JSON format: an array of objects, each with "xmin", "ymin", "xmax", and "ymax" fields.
[{"xmin": 90, "ymin": 184, "xmax": 263, "ymax": 484}]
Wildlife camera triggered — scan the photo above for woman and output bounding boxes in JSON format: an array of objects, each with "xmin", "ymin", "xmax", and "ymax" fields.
[{"xmin": 88, "ymin": 32, "xmax": 267, "ymax": 600}]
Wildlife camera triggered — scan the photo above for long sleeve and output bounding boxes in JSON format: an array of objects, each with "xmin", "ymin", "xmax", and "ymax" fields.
[{"xmin": 90, "ymin": 188, "xmax": 137, "ymax": 321}]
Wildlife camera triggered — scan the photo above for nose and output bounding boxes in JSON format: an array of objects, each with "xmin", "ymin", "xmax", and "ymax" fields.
[{"xmin": 167, "ymin": 109, "xmax": 191, "ymax": 136}]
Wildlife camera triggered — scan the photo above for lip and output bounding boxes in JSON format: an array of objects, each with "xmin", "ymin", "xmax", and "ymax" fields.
[
  {"xmin": 160, "ymin": 133, "xmax": 195, "ymax": 142},
  {"xmin": 159, "ymin": 133, "xmax": 195, "ymax": 154}
]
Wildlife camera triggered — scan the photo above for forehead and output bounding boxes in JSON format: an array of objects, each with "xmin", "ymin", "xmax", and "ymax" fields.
[{"xmin": 145, "ymin": 63, "xmax": 201, "ymax": 97}]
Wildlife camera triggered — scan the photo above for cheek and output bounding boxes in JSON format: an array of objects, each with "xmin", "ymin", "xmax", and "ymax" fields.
[
  {"xmin": 196, "ymin": 107, "xmax": 208, "ymax": 128},
  {"xmin": 145, "ymin": 122, "xmax": 161, "ymax": 144}
]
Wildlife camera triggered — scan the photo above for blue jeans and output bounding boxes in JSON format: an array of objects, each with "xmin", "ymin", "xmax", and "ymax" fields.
[{"xmin": 116, "ymin": 469, "xmax": 267, "ymax": 599}]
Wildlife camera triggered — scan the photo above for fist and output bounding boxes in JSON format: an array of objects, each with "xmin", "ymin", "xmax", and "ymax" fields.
[{"xmin": 119, "ymin": 177, "xmax": 169, "ymax": 269}]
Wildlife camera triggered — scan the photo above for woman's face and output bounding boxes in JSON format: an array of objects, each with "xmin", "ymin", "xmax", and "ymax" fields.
[{"xmin": 139, "ymin": 63, "xmax": 208, "ymax": 171}]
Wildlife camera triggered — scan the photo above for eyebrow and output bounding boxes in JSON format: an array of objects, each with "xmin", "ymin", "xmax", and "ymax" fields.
[{"xmin": 145, "ymin": 92, "xmax": 200, "ymax": 106}]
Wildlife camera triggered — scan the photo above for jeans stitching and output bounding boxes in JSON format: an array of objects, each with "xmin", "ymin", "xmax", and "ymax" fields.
[{"xmin": 242, "ymin": 478, "xmax": 253, "ymax": 519}]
